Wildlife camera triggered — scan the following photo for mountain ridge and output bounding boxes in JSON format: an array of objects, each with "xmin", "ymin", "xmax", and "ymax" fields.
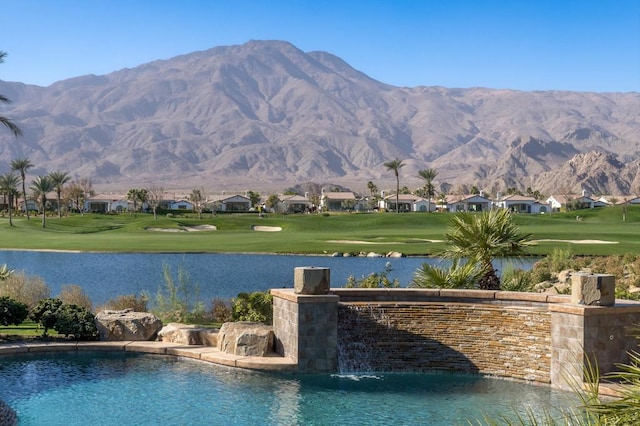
[{"xmin": 1, "ymin": 40, "xmax": 639, "ymax": 196}]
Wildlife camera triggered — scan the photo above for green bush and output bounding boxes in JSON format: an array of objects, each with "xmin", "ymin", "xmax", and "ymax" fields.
[
  {"xmin": 410, "ymin": 259, "xmax": 482, "ymax": 289},
  {"xmin": 0, "ymin": 296, "xmax": 28, "ymax": 326},
  {"xmin": 153, "ymin": 263, "xmax": 205, "ymax": 323},
  {"xmin": 232, "ymin": 291, "xmax": 273, "ymax": 324},
  {"xmin": 29, "ymin": 298, "xmax": 97, "ymax": 340},
  {"xmin": 500, "ymin": 267, "xmax": 535, "ymax": 292},
  {"xmin": 52, "ymin": 304, "xmax": 98, "ymax": 340},
  {"xmin": 29, "ymin": 298, "xmax": 63, "ymax": 336}
]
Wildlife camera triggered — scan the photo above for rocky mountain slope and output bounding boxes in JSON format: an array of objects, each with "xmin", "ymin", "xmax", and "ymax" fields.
[{"xmin": 1, "ymin": 40, "xmax": 639, "ymax": 196}]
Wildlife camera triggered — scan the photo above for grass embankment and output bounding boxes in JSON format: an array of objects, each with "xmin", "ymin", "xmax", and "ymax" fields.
[{"xmin": 0, "ymin": 205, "xmax": 638, "ymax": 255}]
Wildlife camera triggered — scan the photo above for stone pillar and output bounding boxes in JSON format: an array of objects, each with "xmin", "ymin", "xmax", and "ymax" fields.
[
  {"xmin": 571, "ymin": 273, "xmax": 615, "ymax": 306},
  {"xmin": 550, "ymin": 303, "xmax": 640, "ymax": 390},
  {"xmin": 271, "ymin": 268, "xmax": 338, "ymax": 373}
]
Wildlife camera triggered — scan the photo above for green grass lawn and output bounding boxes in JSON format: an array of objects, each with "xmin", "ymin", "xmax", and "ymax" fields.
[{"xmin": 0, "ymin": 206, "xmax": 638, "ymax": 256}]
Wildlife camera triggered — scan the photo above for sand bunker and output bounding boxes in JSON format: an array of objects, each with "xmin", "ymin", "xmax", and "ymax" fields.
[
  {"xmin": 326, "ymin": 239, "xmax": 444, "ymax": 245},
  {"xmin": 252, "ymin": 226, "xmax": 282, "ymax": 232},
  {"xmin": 147, "ymin": 227, "xmax": 185, "ymax": 232},
  {"xmin": 184, "ymin": 225, "xmax": 217, "ymax": 231},
  {"xmin": 536, "ymin": 239, "xmax": 618, "ymax": 245},
  {"xmin": 147, "ymin": 225, "xmax": 217, "ymax": 232}
]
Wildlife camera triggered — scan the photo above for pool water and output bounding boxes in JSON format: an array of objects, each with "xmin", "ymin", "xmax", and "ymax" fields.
[{"xmin": 1, "ymin": 352, "xmax": 580, "ymax": 425}]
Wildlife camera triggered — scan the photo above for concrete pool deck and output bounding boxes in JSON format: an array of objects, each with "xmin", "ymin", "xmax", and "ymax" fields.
[{"xmin": 0, "ymin": 340, "xmax": 297, "ymax": 372}]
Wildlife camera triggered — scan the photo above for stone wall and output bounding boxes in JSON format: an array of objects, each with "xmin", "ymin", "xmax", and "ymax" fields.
[
  {"xmin": 271, "ymin": 287, "xmax": 640, "ymax": 388},
  {"xmin": 338, "ymin": 302, "xmax": 551, "ymax": 382}
]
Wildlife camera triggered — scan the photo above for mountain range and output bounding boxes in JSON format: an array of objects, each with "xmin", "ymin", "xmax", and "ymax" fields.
[{"xmin": 1, "ymin": 40, "xmax": 639, "ymax": 197}]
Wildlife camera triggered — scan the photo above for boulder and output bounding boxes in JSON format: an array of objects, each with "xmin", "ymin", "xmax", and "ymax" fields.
[
  {"xmin": 157, "ymin": 323, "xmax": 218, "ymax": 346},
  {"xmin": 386, "ymin": 251, "xmax": 405, "ymax": 258},
  {"xmin": 95, "ymin": 309, "xmax": 163, "ymax": 341},
  {"xmin": 0, "ymin": 398, "xmax": 17, "ymax": 426},
  {"xmin": 217, "ymin": 322, "xmax": 274, "ymax": 356}
]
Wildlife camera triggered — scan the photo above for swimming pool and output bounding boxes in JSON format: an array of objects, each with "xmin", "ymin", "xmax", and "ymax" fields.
[{"xmin": 1, "ymin": 352, "xmax": 580, "ymax": 425}]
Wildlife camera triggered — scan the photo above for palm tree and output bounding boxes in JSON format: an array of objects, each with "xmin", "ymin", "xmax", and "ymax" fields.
[
  {"xmin": 0, "ymin": 172, "xmax": 20, "ymax": 226},
  {"xmin": 383, "ymin": 158, "xmax": 405, "ymax": 213},
  {"xmin": 0, "ymin": 52, "xmax": 22, "ymax": 137},
  {"xmin": 48, "ymin": 171, "xmax": 70, "ymax": 218},
  {"xmin": 30, "ymin": 175, "xmax": 54, "ymax": 228},
  {"xmin": 418, "ymin": 168, "xmax": 438, "ymax": 213},
  {"xmin": 443, "ymin": 208, "xmax": 532, "ymax": 290},
  {"xmin": 10, "ymin": 157, "xmax": 34, "ymax": 220}
]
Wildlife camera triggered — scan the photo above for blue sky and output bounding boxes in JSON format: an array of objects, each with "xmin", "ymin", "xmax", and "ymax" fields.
[{"xmin": 2, "ymin": 0, "xmax": 639, "ymax": 92}]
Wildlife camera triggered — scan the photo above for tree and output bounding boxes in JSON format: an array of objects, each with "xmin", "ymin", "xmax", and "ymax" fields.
[
  {"xmin": 127, "ymin": 188, "xmax": 148, "ymax": 213},
  {"xmin": 265, "ymin": 194, "xmax": 281, "ymax": 212},
  {"xmin": 383, "ymin": 158, "xmax": 405, "ymax": 213},
  {"xmin": 0, "ymin": 172, "xmax": 20, "ymax": 226},
  {"xmin": 64, "ymin": 181, "xmax": 86, "ymax": 214},
  {"xmin": 30, "ymin": 175, "xmax": 54, "ymax": 227},
  {"xmin": 418, "ymin": 168, "xmax": 438, "ymax": 213},
  {"xmin": 367, "ymin": 181, "xmax": 378, "ymax": 198},
  {"xmin": 190, "ymin": 188, "xmax": 205, "ymax": 220},
  {"xmin": 10, "ymin": 157, "xmax": 33, "ymax": 219},
  {"xmin": 246, "ymin": 190, "xmax": 261, "ymax": 208},
  {"xmin": 443, "ymin": 209, "xmax": 532, "ymax": 290},
  {"xmin": 146, "ymin": 186, "xmax": 164, "ymax": 219},
  {"xmin": 48, "ymin": 171, "xmax": 70, "ymax": 218},
  {"xmin": 0, "ymin": 52, "xmax": 21, "ymax": 137}
]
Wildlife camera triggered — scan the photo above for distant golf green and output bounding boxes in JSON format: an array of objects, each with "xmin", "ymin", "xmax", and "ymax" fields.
[{"xmin": 0, "ymin": 205, "xmax": 638, "ymax": 256}]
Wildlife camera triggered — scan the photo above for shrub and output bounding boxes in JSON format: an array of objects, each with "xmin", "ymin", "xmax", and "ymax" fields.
[
  {"xmin": 52, "ymin": 304, "xmax": 98, "ymax": 340},
  {"xmin": 212, "ymin": 298, "xmax": 233, "ymax": 323},
  {"xmin": 0, "ymin": 296, "xmax": 28, "ymax": 326},
  {"xmin": 500, "ymin": 267, "xmax": 535, "ymax": 292},
  {"xmin": 346, "ymin": 262, "xmax": 400, "ymax": 288},
  {"xmin": 410, "ymin": 259, "xmax": 482, "ymax": 289},
  {"xmin": 232, "ymin": 291, "xmax": 273, "ymax": 324},
  {"xmin": 0, "ymin": 264, "xmax": 15, "ymax": 280},
  {"xmin": 58, "ymin": 284, "xmax": 93, "ymax": 312},
  {"xmin": 29, "ymin": 298, "xmax": 64, "ymax": 337},
  {"xmin": 0, "ymin": 272, "xmax": 50, "ymax": 309},
  {"xmin": 153, "ymin": 263, "xmax": 205, "ymax": 323},
  {"xmin": 100, "ymin": 293, "xmax": 149, "ymax": 312}
]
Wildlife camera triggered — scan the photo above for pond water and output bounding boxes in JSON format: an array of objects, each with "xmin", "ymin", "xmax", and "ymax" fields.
[
  {"xmin": 0, "ymin": 251, "xmax": 537, "ymax": 305},
  {"xmin": 0, "ymin": 352, "xmax": 579, "ymax": 426}
]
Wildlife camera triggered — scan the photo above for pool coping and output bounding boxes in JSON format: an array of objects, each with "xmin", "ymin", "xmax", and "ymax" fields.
[{"xmin": 0, "ymin": 341, "xmax": 297, "ymax": 372}]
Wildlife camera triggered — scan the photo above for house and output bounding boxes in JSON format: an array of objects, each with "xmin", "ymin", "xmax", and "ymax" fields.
[
  {"xmin": 546, "ymin": 194, "xmax": 606, "ymax": 212},
  {"xmin": 85, "ymin": 193, "xmax": 130, "ymax": 213},
  {"xmin": 598, "ymin": 195, "xmax": 640, "ymax": 206},
  {"xmin": 208, "ymin": 194, "xmax": 252, "ymax": 212},
  {"xmin": 280, "ymin": 194, "xmax": 314, "ymax": 213},
  {"xmin": 379, "ymin": 194, "xmax": 436, "ymax": 212},
  {"xmin": 440, "ymin": 194, "xmax": 492, "ymax": 212},
  {"xmin": 495, "ymin": 194, "xmax": 550, "ymax": 214},
  {"xmin": 320, "ymin": 191, "xmax": 357, "ymax": 211},
  {"xmin": 169, "ymin": 199, "xmax": 194, "ymax": 210}
]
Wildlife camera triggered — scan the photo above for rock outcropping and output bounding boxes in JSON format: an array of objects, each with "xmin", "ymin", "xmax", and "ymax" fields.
[
  {"xmin": 95, "ymin": 309, "xmax": 163, "ymax": 341},
  {"xmin": 157, "ymin": 323, "xmax": 218, "ymax": 346},
  {"xmin": 217, "ymin": 322, "xmax": 274, "ymax": 356}
]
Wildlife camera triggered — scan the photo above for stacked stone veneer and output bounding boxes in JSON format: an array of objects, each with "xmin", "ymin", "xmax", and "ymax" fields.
[
  {"xmin": 337, "ymin": 301, "xmax": 551, "ymax": 381},
  {"xmin": 272, "ymin": 290, "xmax": 339, "ymax": 372},
  {"xmin": 272, "ymin": 285, "xmax": 640, "ymax": 388}
]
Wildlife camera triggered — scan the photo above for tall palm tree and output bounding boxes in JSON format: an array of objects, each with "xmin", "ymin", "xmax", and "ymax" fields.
[
  {"xmin": 0, "ymin": 172, "xmax": 20, "ymax": 226},
  {"xmin": 10, "ymin": 157, "xmax": 34, "ymax": 220},
  {"xmin": 48, "ymin": 171, "xmax": 70, "ymax": 218},
  {"xmin": 418, "ymin": 168, "xmax": 438, "ymax": 213},
  {"xmin": 0, "ymin": 52, "xmax": 22, "ymax": 137},
  {"xmin": 383, "ymin": 158, "xmax": 404, "ymax": 213},
  {"xmin": 30, "ymin": 175, "xmax": 54, "ymax": 228},
  {"xmin": 443, "ymin": 208, "xmax": 532, "ymax": 290}
]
